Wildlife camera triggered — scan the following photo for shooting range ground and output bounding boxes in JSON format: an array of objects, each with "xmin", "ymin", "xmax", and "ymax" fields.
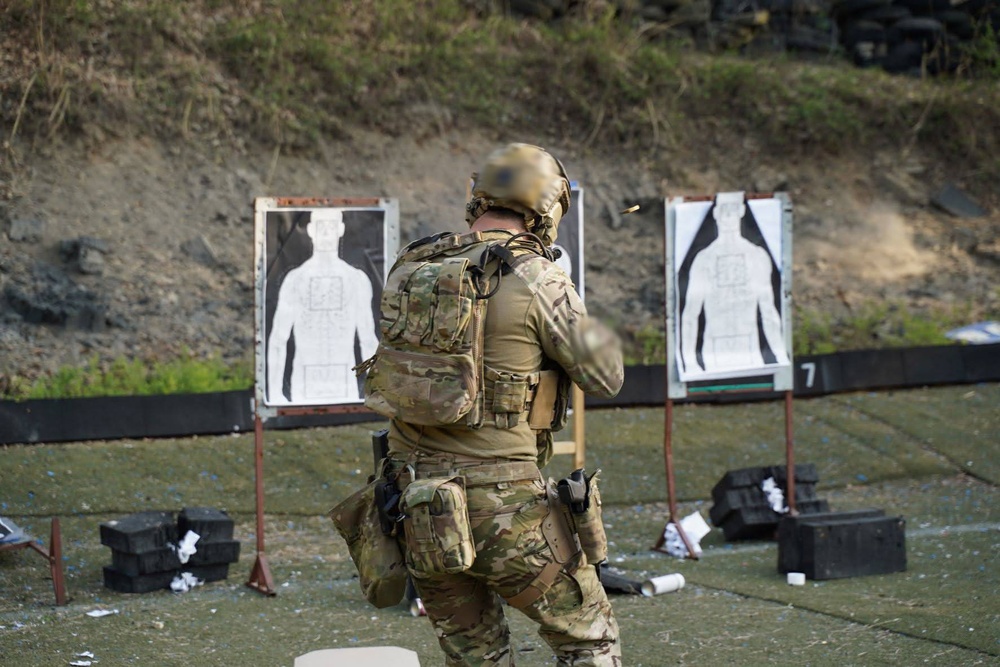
[{"xmin": 1, "ymin": 384, "xmax": 997, "ymax": 666}]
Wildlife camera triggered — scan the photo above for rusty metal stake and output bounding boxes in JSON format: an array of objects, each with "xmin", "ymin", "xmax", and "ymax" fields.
[
  {"xmin": 247, "ymin": 413, "xmax": 276, "ymax": 596},
  {"xmin": 652, "ymin": 397, "xmax": 698, "ymax": 559},
  {"xmin": 784, "ymin": 390, "xmax": 798, "ymax": 516}
]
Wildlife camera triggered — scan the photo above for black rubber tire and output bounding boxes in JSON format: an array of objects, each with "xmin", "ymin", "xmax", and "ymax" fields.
[
  {"xmin": 786, "ymin": 26, "xmax": 839, "ymax": 52},
  {"xmin": 887, "ymin": 16, "xmax": 946, "ymax": 45},
  {"xmin": 842, "ymin": 19, "xmax": 888, "ymax": 44},
  {"xmin": 933, "ymin": 10, "xmax": 975, "ymax": 40},
  {"xmin": 892, "ymin": 0, "xmax": 953, "ymax": 13},
  {"xmin": 859, "ymin": 5, "xmax": 912, "ymax": 24},
  {"xmin": 881, "ymin": 40, "xmax": 925, "ymax": 72},
  {"xmin": 832, "ymin": 0, "xmax": 891, "ymax": 21}
]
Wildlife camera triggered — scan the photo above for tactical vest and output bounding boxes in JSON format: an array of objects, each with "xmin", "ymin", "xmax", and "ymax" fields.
[{"xmin": 357, "ymin": 231, "xmax": 567, "ymax": 430}]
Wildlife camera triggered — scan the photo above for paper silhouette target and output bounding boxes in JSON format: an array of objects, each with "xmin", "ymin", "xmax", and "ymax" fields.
[
  {"xmin": 670, "ymin": 192, "xmax": 791, "ymax": 383},
  {"xmin": 254, "ymin": 199, "xmax": 399, "ymax": 408}
]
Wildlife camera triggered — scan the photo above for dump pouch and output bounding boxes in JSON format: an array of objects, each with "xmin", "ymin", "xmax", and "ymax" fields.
[
  {"xmin": 364, "ymin": 347, "xmax": 479, "ymax": 426},
  {"xmin": 329, "ymin": 480, "xmax": 407, "ymax": 608},
  {"xmin": 400, "ymin": 477, "xmax": 476, "ymax": 578}
]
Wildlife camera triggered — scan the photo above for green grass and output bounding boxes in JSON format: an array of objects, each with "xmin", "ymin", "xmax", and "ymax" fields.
[{"xmin": 5, "ymin": 352, "xmax": 253, "ymax": 400}]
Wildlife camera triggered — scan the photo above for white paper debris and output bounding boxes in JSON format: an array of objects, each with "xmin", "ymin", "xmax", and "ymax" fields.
[
  {"xmin": 85, "ymin": 609, "xmax": 118, "ymax": 618},
  {"xmin": 169, "ymin": 530, "xmax": 200, "ymax": 565},
  {"xmin": 68, "ymin": 661, "xmax": 92, "ymax": 666},
  {"xmin": 762, "ymin": 477, "xmax": 788, "ymax": 514},
  {"xmin": 662, "ymin": 511, "xmax": 712, "ymax": 558},
  {"xmin": 170, "ymin": 571, "xmax": 204, "ymax": 593},
  {"xmin": 76, "ymin": 652, "xmax": 95, "ymax": 658}
]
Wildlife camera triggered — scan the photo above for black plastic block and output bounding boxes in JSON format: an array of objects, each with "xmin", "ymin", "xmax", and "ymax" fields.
[
  {"xmin": 768, "ymin": 464, "xmax": 820, "ymax": 486},
  {"xmin": 110, "ymin": 540, "xmax": 241, "ymax": 576},
  {"xmin": 178, "ymin": 507, "xmax": 234, "ymax": 542},
  {"xmin": 192, "ymin": 540, "xmax": 240, "ymax": 565},
  {"xmin": 720, "ymin": 499, "xmax": 830, "ymax": 541},
  {"xmin": 103, "ymin": 563, "xmax": 232, "ymax": 594},
  {"xmin": 111, "ymin": 547, "xmax": 181, "ymax": 576},
  {"xmin": 778, "ymin": 511, "xmax": 906, "ymax": 580},
  {"xmin": 711, "ymin": 464, "xmax": 819, "ymax": 503},
  {"xmin": 99, "ymin": 511, "xmax": 177, "ymax": 554},
  {"xmin": 710, "ymin": 483, "xmax": 820, "ymax": 526},
  {"xmin": 778, "ymin": 509, "xmax": 885, "ymax": 574},
  {"xmin": 181, "ymin": 563, "xmax": 231, "ymax": 583},
  {"xmin": 103, "ymin": 565, "xmax": 176, "ymax": 594},
  {"xmin": 711, "ymin": 467, "xmax": 770, "ymax": 501}
]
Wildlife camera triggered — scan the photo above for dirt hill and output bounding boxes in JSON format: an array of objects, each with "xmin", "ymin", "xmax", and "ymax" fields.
[{"xmin": 1, "ymin": 2, "xmax": 998, "ymax": 391}]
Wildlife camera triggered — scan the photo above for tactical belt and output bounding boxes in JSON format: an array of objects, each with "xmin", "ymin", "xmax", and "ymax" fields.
[{"xmin": 394, "ymin": 459, "xmax": 540, "ymax": 490}]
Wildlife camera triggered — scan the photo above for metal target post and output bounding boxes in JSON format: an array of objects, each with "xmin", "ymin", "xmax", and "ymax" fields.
[
  {"xmin": 654, "ymin": 192, "xmax": 795, "ymax": 558},
  {"xmin": 248, "ymin": 196, "xmax": 399, "ymax": 596}
]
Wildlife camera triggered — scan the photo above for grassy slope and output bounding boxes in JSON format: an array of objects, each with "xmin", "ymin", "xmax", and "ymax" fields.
[{"xmin": 3, "ymin": 1, "xmax": 999, "ymax": 186}]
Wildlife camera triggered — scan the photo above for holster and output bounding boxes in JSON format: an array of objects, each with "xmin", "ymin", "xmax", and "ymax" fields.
[
  {"xmin": 504, "ymin": 478, "xmax": 581, "ymax": 610},
  {"xmin": 543, "ymin": 479, "xmax": 582, "ymax": 564}
]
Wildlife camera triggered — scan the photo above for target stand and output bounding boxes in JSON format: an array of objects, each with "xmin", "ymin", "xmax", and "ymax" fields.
[
  {"xmin": 654, "ymin": 192, "xmax": 794, "ymax": 559},
  {"xmin": 248, "ymin": 197, "xmax": 399, "ymax": 596}
]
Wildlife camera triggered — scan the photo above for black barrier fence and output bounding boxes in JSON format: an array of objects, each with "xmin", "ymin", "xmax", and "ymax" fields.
[{"xmin": 1, "ymin": 343, "xmax": 998, "ymax": 446}]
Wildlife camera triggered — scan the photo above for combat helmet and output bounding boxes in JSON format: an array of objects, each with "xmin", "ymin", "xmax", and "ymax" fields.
[{"xmin": 465, "ymin": 143, "xmax": 571, "ymax": 246}]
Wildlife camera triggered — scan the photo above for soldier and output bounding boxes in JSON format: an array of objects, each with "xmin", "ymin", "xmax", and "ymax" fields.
[{"xmin": 363, "ymin": 144, "xmax": 624, "ymax": 666}]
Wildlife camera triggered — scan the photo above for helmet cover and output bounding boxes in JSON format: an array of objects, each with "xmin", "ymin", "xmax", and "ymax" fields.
[{"xmin": 465, "ymin": 143, "xmax": 571, "ymax": 246}]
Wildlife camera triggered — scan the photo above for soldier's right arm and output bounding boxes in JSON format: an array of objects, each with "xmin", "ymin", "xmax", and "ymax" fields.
[{"xmin": 532, "ymin": 264, "xmax": 623, "ymax": 399}]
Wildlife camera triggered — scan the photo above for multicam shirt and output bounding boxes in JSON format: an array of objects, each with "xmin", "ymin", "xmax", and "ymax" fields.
[{"xmin": 388, "ymin": 229, "xmax": 623, "ymax": 461}]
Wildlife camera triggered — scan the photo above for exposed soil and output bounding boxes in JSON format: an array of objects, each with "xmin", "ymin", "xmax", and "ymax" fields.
[{"xmin": 0, "ymin": 125, "xmax": 998, "ymax": 385}]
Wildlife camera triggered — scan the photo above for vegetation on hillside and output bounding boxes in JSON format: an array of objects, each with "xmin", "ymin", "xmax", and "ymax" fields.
[{"xmin": 3, "ymin": 0, "xmax": 1000, "ymax": 191}]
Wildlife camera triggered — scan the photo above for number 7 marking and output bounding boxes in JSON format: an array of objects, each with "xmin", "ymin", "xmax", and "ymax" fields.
[{"xmin": 801, "ymin": 362, "xmax": 816, "ymax": 388}]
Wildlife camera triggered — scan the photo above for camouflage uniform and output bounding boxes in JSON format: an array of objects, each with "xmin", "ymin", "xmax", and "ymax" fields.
[{"xmin": 387, "ymin": 229, "xmax": 624, "ymax": 666}]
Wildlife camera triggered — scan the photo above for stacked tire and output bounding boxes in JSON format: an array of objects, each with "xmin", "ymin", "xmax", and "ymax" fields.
[
  {"xmin": 833, "ymin": 0, "xmax": 999, "ymax": 75},
  {"xmin": 100, "ymin": 508, "xmax": 240, "ymax": 593},
  {"xmin": 756, "ymin": 0, "xmax": 840, "ymax": 56}
]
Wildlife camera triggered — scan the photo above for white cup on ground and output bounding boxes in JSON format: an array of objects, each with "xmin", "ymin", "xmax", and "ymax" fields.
[
  {"xmin": 641, "ymin": 573, "xmax": 685, "ymax": 597},
  {"xmin": 787, "ymin": 572, "xmax": 806, "ymax": 586}
]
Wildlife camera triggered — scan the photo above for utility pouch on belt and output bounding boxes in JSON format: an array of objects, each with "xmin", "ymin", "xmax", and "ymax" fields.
[
  {"xmin": 529, "ymin": 370, "xmax": 566, "ymax": 431},
  {"xmin": 329, "ymin": 479, "xmax": 407, "ymax": 608},
  {"xmin": 400, "ymin": 476, "xmax": 476, "ymax": 578},
  {"xmin": 559, "ymin": 468, "xmax": 608, "ymax": 566}
]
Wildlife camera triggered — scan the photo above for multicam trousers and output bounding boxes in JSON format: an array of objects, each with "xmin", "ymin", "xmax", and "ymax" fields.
[{"xmin": 397, "ymin": 458, "xmax": 621, "ymax": 667}]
